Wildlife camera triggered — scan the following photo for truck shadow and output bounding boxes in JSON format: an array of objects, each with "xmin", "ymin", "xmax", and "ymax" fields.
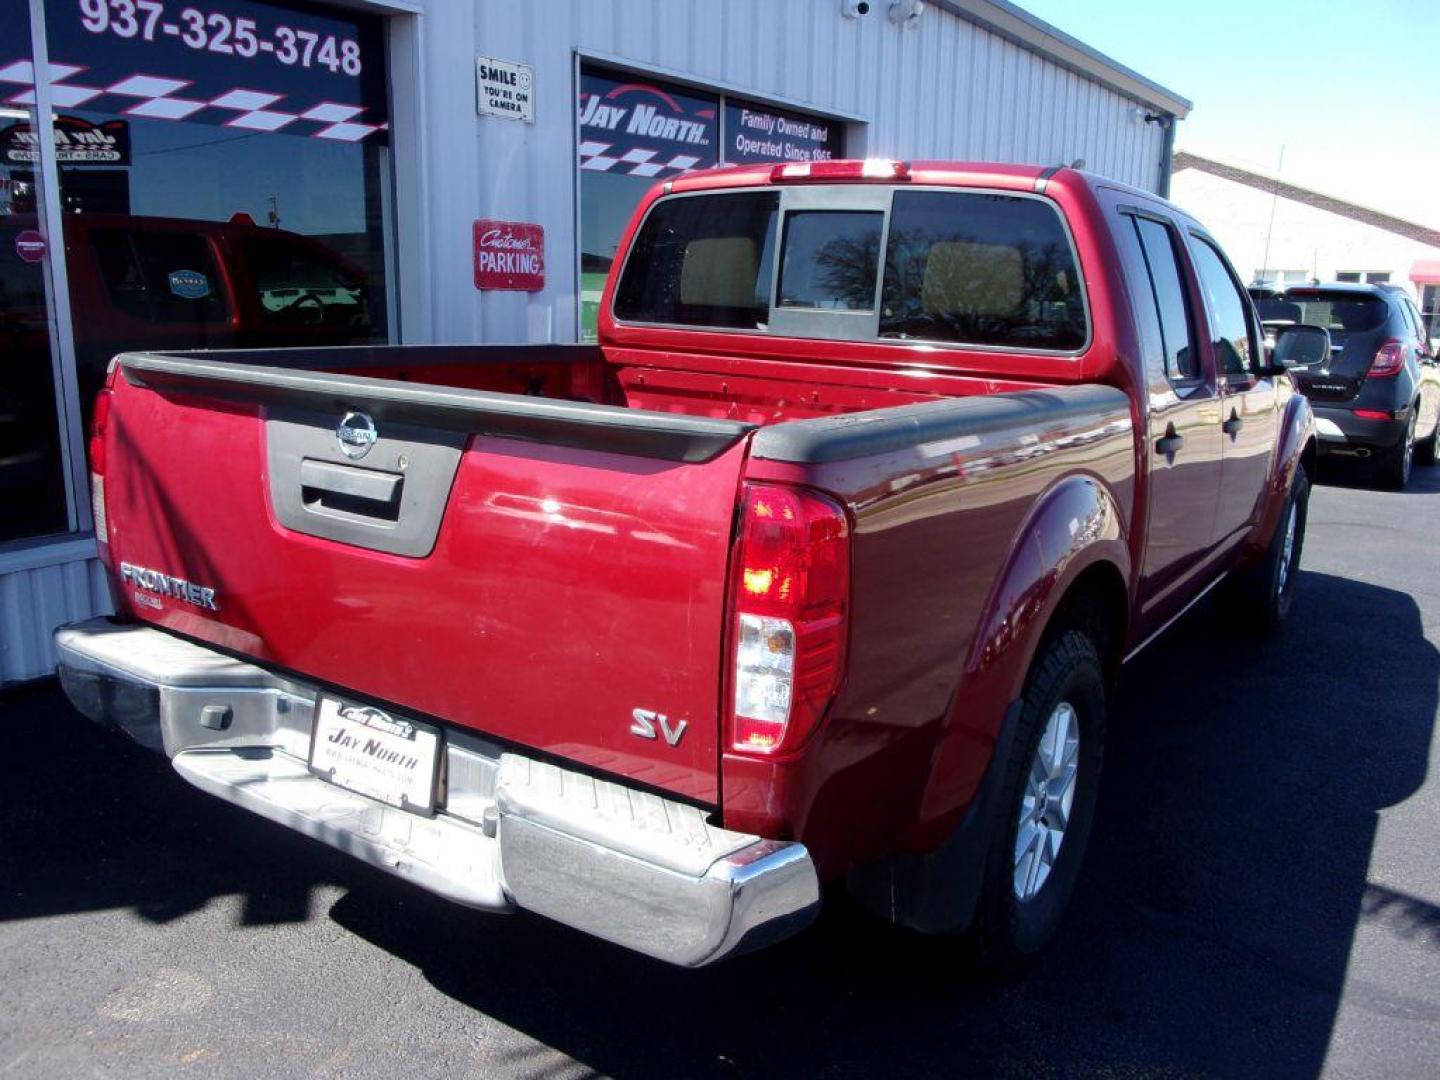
[
  {"xmin": 1, "ymin": 566, "xmax": 1434, "ymax": 1078},
  {"xmin": 324, "ymin": 567, "xmax": 1438, "ymax": 1079}
]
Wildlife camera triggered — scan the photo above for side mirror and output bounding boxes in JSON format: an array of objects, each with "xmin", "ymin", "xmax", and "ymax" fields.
[{"xmin": 1270, "ymin": 323, "xmax": 1331, "ymax": 372}]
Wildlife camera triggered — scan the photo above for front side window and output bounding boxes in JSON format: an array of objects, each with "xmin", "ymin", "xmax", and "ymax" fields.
[
  {"xmin": 777, "ymin": 211, "xmax": 881, "ymax": 311},
  {"xmin": 880, "ymin": 191, "xmax": 1086, "ymax": 350},
  {"xmin": 244, "ymin": 237, "xmax": 370, "ymax": 332},
  {"xmin": 614, "ymin": 192, "xmax": 778, "ymax": 329},
  {"xmin": 1191, "ymin": 238, "xmax": 1257, "ymax": 378}
]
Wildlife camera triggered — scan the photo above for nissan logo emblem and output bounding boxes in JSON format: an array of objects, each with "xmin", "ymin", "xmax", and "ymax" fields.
[{"xmin": 336, "ymin": 411, "xmax": 378, "ymax": 459}]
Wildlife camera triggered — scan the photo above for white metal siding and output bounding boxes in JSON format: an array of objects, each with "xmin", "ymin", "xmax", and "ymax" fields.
[
  {"xmin": 419, "ymin": 0, "xmax": 1168, "ymax": 347},
  {"xmin": 0, "ymin": 558, "xmax": 111, "ymax": 685}
]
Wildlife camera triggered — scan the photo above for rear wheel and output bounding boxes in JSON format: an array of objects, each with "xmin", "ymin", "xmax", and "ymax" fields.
[
  {"xmin": 971, "ymin": 629, "xmax": 1105, "ymax": 973},
  {"xmin": 1377, "ymin": 412, "xmax": 1416, "ymax": 489}
]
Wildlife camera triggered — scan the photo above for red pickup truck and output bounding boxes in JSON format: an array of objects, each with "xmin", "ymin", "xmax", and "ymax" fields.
[{"xmin": 56, "ymin": 160, "xmax": 1316, "ymax": 969}]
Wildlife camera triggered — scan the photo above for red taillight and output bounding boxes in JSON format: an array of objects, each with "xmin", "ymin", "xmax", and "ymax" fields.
[
  {"xmin": 1368, "ymin": 339, "xmax": 1405, "ymax": 378},
  {"xmin": 769, "ymin": 159, "xmax": 910, "ymax": 183},
  {"xmin": 1353, "ymin": 408, "xmax": 1392, "ymax": 421},
  {"xmin": 728, "ymin": 483, "xmax": 850, "ymax": 756}
]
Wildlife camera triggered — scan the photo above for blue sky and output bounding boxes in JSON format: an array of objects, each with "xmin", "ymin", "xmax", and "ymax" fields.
[{"xmin": 1016, "ymin": 0, "xmax": 1440, "ymax": 227}]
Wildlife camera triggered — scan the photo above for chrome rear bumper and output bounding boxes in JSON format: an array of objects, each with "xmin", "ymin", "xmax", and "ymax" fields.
[{"xmin": 54, "ymin": 618, "xmax": 818, "ymax": 967}]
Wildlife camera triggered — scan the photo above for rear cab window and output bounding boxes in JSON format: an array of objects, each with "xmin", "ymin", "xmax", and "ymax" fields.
[
  {"xmin": 613, "ymin": 184, "xmax": 1088, "ymax": 352},
  {"xmin": 613, "ymin": 192, "xmax": 778, "ymax": 330}
]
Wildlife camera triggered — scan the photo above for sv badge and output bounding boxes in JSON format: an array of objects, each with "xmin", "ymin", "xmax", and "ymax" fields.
[{"xmin": 631, "ymin": 708, "xmax": 687, "ymax": 747}]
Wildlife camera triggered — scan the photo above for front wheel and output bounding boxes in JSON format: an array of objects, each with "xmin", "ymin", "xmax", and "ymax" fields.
[
  {"xmin": 971, "ymin": 629, "xmax": 1105, "ymax": 973},
  {"xmin": 1226, "ymin": 465, "xmax": 1310, "ymax": 633}
]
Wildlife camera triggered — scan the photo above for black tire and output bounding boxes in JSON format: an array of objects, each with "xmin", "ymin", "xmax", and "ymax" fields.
[
  {"xmin": 971, "ymin": 629, "xmax": 1105, "ymax": 974},
  {"xmin": 1226, "ymin": 465, "xmax": 1310, "ymax": 633},
  {"xmin": 1377, "ymin": 413, "xmax": 1416, "ymax": 489},
  {"xmin": 1415, "ymin": 414, "xmax": 1439, "ymax": 467}
]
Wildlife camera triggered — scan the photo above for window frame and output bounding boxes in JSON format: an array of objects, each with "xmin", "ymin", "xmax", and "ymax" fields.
[
  {"xmin": 609, "ymin": 183, "xmax": 1093, "ymax": 356},
  {"xmin": 1121, "ymin": 207, "xmax": 1206, "ymax": 391}
]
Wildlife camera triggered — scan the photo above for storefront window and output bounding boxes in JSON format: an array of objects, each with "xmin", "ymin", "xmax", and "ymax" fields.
[
  {"xmin": 578, "ymin": 67, "xmax": 844, "ymax": 341},
  {"xmin": 0, "ymin": 2, "xmax": 69, "ymax": 542},
  {"xmin": 41, "ymin": 0, "xmax": 394, "ymax": 419},
  {"xmin": 1422, "ymin": 284, "xmax": 1439, "ymax": 345}
]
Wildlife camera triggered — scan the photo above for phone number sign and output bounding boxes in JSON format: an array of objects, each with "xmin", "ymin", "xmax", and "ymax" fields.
[{"xmin": 10, "ymin": 0, "xmax": 389, "ymax": 143}]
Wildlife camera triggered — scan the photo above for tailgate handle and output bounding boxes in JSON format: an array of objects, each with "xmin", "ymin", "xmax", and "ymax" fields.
[{"xmin": 300, "ymin": 459, "xmax": 402, "ymax": 522}]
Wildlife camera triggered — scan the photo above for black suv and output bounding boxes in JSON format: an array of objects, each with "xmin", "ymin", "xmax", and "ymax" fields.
[{"xmin": 1252, "ymin": 283, "xmax": 1440, "ymax": 488}]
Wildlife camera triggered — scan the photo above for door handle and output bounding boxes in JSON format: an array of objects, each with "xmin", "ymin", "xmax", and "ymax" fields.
[
  {"xmin": 1155, "ymin": 423, "xmax": 1184, "ymax": 458},
  {"xmin": 1222, "ymin": 411, "xmax": 1243, "ymax": 437}
]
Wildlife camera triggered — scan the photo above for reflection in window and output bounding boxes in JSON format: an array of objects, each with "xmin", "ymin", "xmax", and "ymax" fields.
[
  {"xmin": 56, "ymin": 112, "xmax": 393, "ymax": 419},
  {"xmin": 91, "ymin": 230, "xmax": 230, "ymax": 324},
  {"xmin": 0, "ymin": 0, "xmax": 69, "ymax": 542},
  {"xmin": 1132, "ymin": 217, "xmax": 1200, "ymax": 381},
  {"xmin": 615, "ymin": 193, "xmax": 778, "ymax": 329},
  {"xmin": 880, "ymin": 192, "xmax": 1086, "ymax": 350},
  {"xmin": 244, "ymin": 237, "xmax": 369, "ymax": 331},
  {"xmin": 1191, "ymin": 239, "xmax": 1255, "ymax": 377},
  {"xmin": 778, "ymin": 211, "xmax": 881, "ymax": 311}
]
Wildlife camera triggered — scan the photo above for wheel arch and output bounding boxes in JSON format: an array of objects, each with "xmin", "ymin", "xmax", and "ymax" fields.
[{"xmin": 907, "ymin": 472, "xmax": 1132, "ymax": 843}]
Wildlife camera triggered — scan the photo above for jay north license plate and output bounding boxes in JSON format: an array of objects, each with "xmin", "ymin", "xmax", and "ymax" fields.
[{"xmin": 310, "ymin": 697, "xmax": 441, "ymax": 814}]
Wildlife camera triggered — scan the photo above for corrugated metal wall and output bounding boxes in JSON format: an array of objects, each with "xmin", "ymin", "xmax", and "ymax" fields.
[
  {"xmin": 425, "ymin": 0, "xmax": 1169, "ymax": 345},
  {"xmin": 0, "ymin": 555, "xmax": 110, "ymax": 685}
]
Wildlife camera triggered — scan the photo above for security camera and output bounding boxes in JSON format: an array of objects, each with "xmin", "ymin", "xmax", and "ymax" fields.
[
  {"xmin": 842, "ymin": 0, "xmax": 871, "ymax": 17},
  {"xmin": 889, "ymin": 0, "xmax": 924, "ymax": 25}
]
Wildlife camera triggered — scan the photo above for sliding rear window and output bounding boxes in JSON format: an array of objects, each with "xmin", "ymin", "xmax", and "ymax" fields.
[
  {"xmin": 615, "ymin": 186, "xmax": 1087, "ymax": 351},
  {"xmin": 880, "ymin": 191, "xmax": 1086, "ymax": 350},
  {"xmin": 614, "ymin": 192, "xmax": 778, "ymax": 329}
]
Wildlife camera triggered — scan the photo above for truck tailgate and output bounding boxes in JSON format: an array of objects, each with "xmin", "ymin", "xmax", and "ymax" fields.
[{"xmin": 100, "ymin": 354, "xmax": 757, "ymax": 803}]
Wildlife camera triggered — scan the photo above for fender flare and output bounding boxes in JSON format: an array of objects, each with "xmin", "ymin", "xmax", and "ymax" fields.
[
  {"xmin": 854, "ymin": 473, "xmax": 1131, "ymax": 933},
  {"xmin": 967, "ymin": 472, "xmax": 1131, "ymax": 700},
  {"xmin": 911, "ymin": 473, "xmax": 1131, "ymax": 844},
  {"xmin": 1250, "ymin": 391, "xmax": 1317, "ymax": 559}
]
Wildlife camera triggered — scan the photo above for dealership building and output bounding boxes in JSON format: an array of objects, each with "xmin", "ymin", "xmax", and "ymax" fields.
[
  {"xmin": 0, "ymin": 0, "xmax": 1189, "ymax": 683},
  {"xmin": 1170, "ymin": 152, "xmax": 1440, "ymax": 342}
]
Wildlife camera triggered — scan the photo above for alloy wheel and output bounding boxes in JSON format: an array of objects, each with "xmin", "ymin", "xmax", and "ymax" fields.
[
  {"xmin": 1013, "ymin": 701, "xmax": 1080, "ymax": 901},
  {"xmin": 1276, "ymin": 500, "xmax": 1298, "ymax": 597}
]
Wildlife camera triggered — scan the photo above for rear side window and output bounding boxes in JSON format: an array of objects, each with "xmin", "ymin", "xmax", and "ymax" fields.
[
  {"xmin": 615, "ymin": 192, "xmax": 778, "ymax": 329},
  {"xmin": 1131, "ymin": 216, "xmax": 1201, "ymax": 382},
  {"xmin": 1190, "ymin": 238, "xmax": 1256, "ymax": 377},
  {"xmin": 879, "ymin": 191, "xmax": 1086, "ymax": 350},
  {"xmin": 778, "ymin": 211, "xmax": 882, "ymax": 310},
  {"xmin": 1257, "ymin": 294, "xmax": 1387, "ymax": 334},
  {"xmin": 92, "ymin": 230, "xmax": 230, "ymax": 324}
]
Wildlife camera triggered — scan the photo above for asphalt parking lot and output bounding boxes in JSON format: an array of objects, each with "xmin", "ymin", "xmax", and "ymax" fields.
[{"xmin": 2, "ymin": 459, "xmax": 1438, "ymax": 1080}]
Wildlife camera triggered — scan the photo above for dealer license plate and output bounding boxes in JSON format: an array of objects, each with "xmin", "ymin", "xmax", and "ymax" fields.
[{"xmin": 309, "ymin": 696, "xmax": 441, "ymax": 814}]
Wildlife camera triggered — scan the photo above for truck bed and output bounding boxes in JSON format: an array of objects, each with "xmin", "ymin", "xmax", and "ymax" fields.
[{"xmin": 96, "ymin": 344, "xmax": 1117, "ymax": 807}]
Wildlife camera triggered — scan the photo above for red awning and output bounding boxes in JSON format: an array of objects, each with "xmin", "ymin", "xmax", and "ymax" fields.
[{"xmin": 1411, "ymin": 259, "xmax": 1440, "ymax": 285}]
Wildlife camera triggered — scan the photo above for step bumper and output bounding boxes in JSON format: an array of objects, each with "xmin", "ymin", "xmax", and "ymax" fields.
[{"xmin": 54, "ymin": 618, "xmax": 819, "ymax": 967}]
